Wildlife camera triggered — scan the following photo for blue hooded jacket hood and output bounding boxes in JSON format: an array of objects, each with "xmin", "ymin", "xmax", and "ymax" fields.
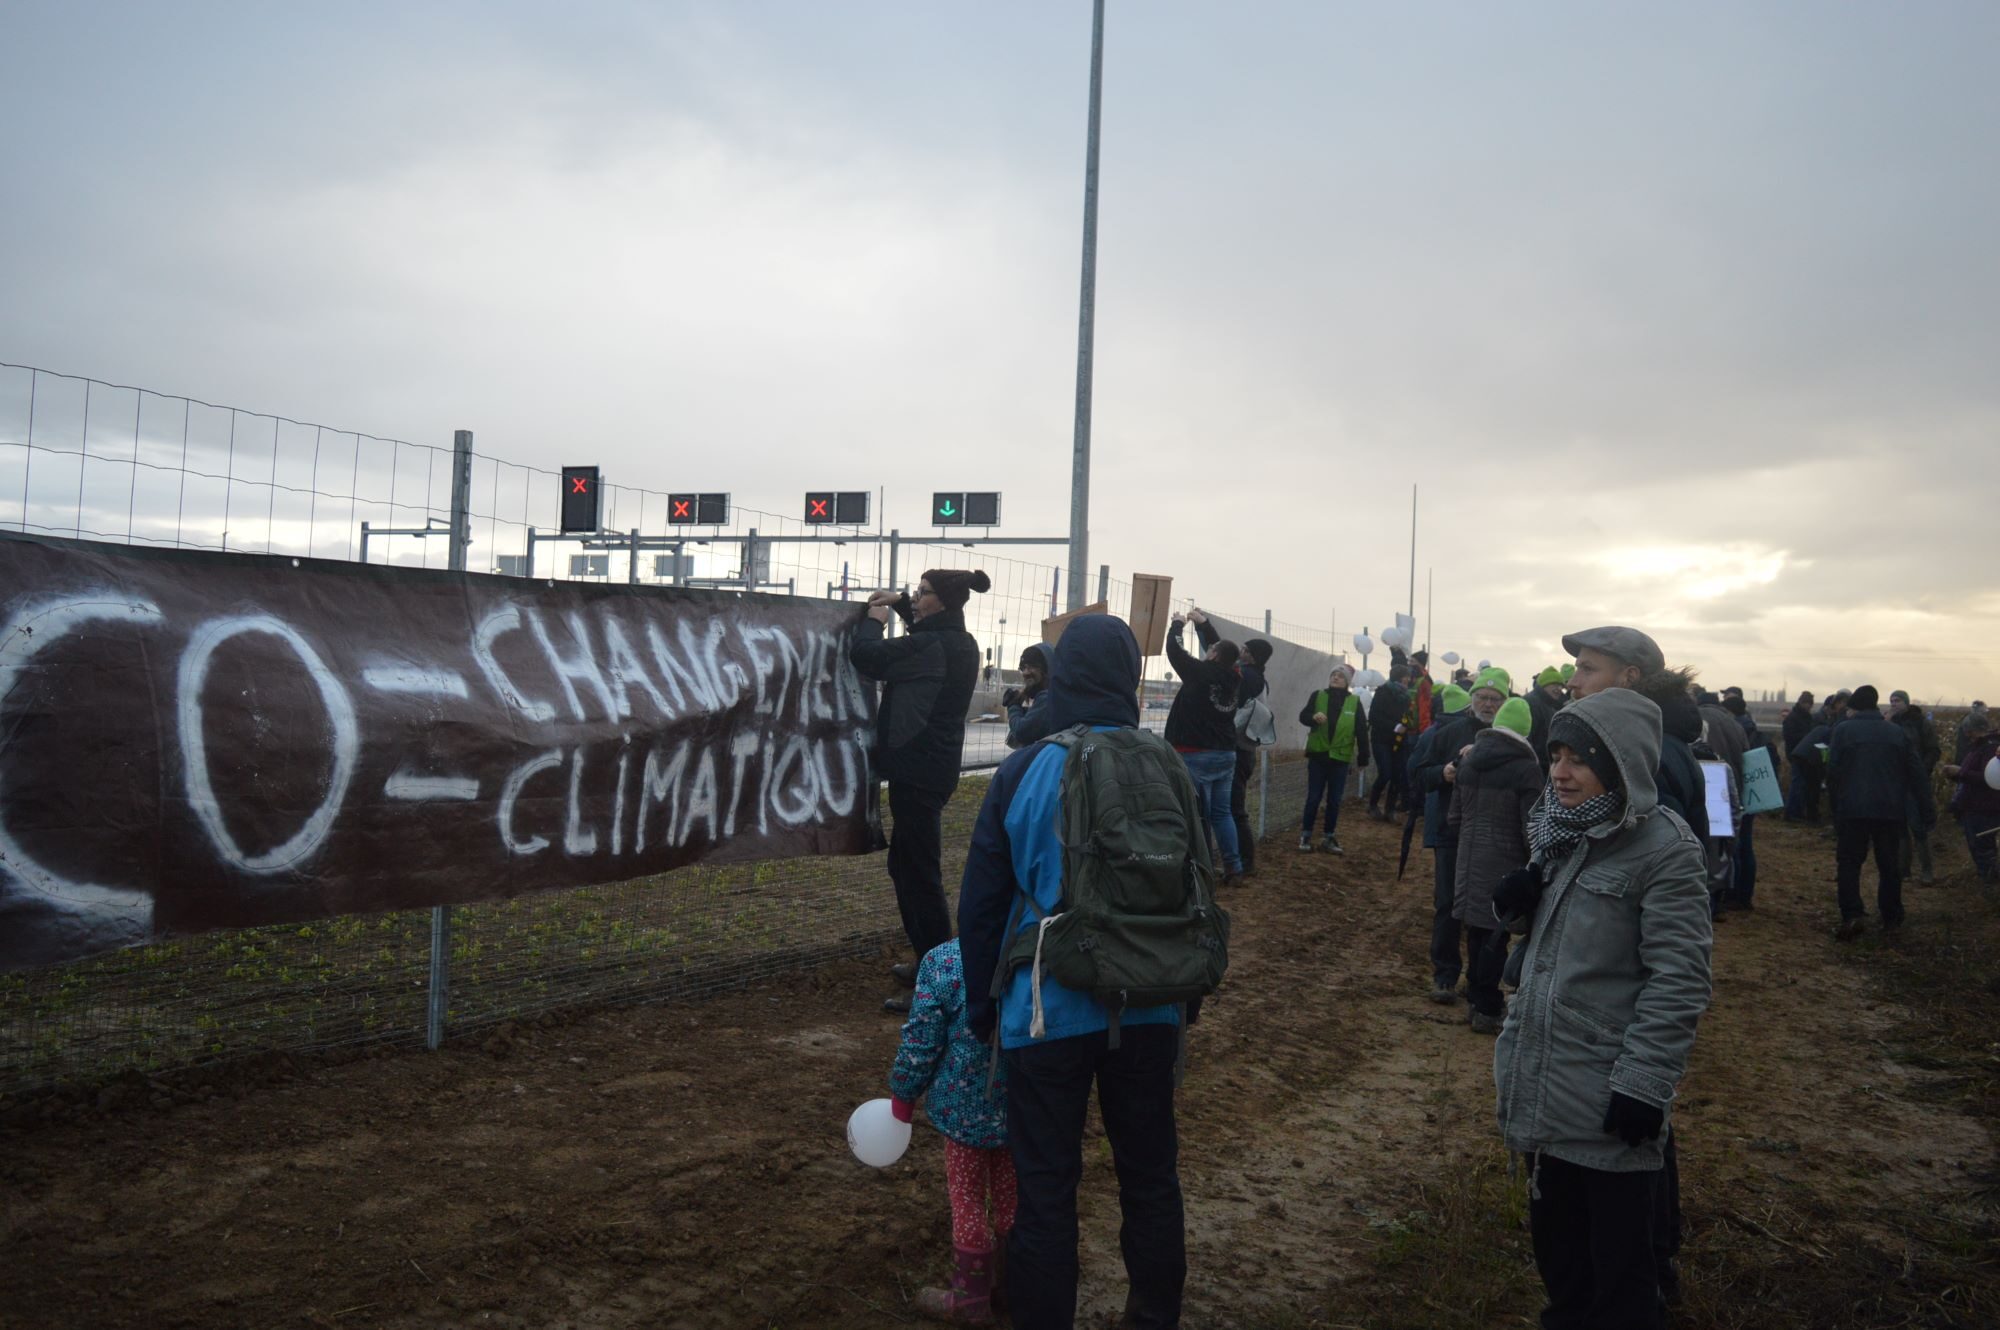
[{"xmin": 1045, "ymin": 614, "xmax": 1141, "ymax": 731}]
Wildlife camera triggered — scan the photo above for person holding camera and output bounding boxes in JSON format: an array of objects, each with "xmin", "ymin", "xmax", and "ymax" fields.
[{"xmin": 1165, "ymin": 608, "xmax": 1244, "ymax": 881}]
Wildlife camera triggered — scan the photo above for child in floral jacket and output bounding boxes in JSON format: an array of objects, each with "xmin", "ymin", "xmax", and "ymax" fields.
[{"xmin": 890, "ymin": 938, "xmax": 1012, "ymax": 1323}]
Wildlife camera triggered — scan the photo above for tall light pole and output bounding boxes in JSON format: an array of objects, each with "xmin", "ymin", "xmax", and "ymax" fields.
[{"xmin": 1066, "ymin": 0, "xmax": 1106, "ymax": 610}]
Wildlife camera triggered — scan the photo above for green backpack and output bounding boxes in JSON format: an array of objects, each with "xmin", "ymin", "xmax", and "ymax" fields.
[{"xmin": 994, "ymin": 725, "xmax": 1232, "ymax": 1044}]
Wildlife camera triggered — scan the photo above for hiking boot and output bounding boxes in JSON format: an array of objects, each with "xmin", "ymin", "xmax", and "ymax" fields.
[
  {"xmin": 1427, "ymin": 981, "xmax": 1460, "ymax": 1005},
  {"xmin": 1297, "ymin": 833, "xmax": 1314, "ymax": 853},
  {"xmin": 914, "ymin": 1244, "xmax": 995, "ymax": 1324},
  {"xmin": 883, "ymin": 993, "xmax": 913, "ymax": 1015},
  {"xmin": 1320, "ymin": 835, "xmax": 1344, "ymax": 855},
  {"xmin": 1468, "ymin": 1009, "xmax": 1503, "ymax": 1035},
  {"xmin": 890, "ymin": 962, "xmax": 918, "ymax": 988},
  {"xmin": 1833, "ymin": 917, "xmax": 1866, "ymax": 942}
]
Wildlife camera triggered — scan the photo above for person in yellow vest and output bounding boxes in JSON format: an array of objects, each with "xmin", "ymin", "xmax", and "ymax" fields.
[{"xmin": 1297, "ymin": 666, "xmax": 1369, "ymax": 854}]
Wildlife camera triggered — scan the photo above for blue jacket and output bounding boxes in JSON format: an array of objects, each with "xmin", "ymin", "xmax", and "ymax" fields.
[
  {"xmin": 958, "ymin": 615, "xmax": 1181, "ymax": 1051},
  {"xmin": 1411, "ymin": 710, "xmax": 1485, "ymax": 849},
  {"xmin": 888, "ymin": 940, "xmax": 1007, "ymax": 1148}
]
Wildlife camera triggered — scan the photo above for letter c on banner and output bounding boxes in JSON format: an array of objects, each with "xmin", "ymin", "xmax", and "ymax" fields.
[
  {"xmin": 178, "ymin": 614, "xmax": 360, "ymax": 874},
  {"xmin": 0, "ymin": 594, "xmax": 164, "ymax": 915}
]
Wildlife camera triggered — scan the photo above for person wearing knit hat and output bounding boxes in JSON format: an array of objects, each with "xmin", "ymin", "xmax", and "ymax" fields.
[
  {"xmin": 1230, "ymin": 640, "xmax": 1276, "ymax": 875},
  {"xmin": 1296, "ymin": 665, "xmax": 1369, "ymax": 854},
  {"xmin": 1559, "ymin": 663, "xmax": 1575, "ymax": 684},
  {"xmin": 1492, "ymin": 689, "xmax": 1712, "ymax": 1330},
  {"xmin": 1367, "ymin": 662, "xmax": 1414, "ymax": 823},
  {"xmin": 1409, "ymin": 673, "xmax": 1504, "ymax": 1006},
  {"xmin": 1437, "ymin": 682, "xmax": 1471, "ymax": 715},
  {"xmin": 854, "ymin": 570, "xmax": 989, "ymax": 1012},
  {"xmin": 1526, "ymin": 668, "xmax": 1569, "ymax": 766},
  {"xmin": 1447, "ymin": 694, "xmax": 1541, "ymax": 1033},
  {"xmin": 1826, "ymin": 683, "xmax": 1934, "ymax": 939}
]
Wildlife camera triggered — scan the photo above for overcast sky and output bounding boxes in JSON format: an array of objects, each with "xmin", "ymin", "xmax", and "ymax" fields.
[{"xmin": 3, "ymin": 2, "xmax": 1995, "ymax": 702}]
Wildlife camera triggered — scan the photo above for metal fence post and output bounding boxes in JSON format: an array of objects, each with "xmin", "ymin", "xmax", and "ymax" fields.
[
  {"xmin": 1259, "ymin": 608, "xmax": 1273, "ymax": 839},
  {"xmin": 427, "ymin": 429, "xmax": 474, "ymax": 1051},
  {"xmin": 886, "ymin": 529, "xmax": 900, "ymax": 637},
  {"xmin": 743, "ymin": 528, "xmax": 759, "ymax": 593},
  {"xmin": 1097, "ymin": 563, "xmax": 1110, "ymax": 604},
  {"xmin": 358, "ymin": 520, "xmax": 371, "ymax": 564},
  {"xmin": 628, "ymin": 528, "xmax": 641, "ymax": 584}
]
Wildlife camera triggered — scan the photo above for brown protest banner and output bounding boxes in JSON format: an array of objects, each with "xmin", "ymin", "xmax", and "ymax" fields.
[{"xmin": 0, "ymin": 534, "xmax": 880, "ymax": 970}]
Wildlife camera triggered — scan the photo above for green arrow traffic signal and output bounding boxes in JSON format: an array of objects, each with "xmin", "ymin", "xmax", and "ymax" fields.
[{"xmin": 939, "ymin": 499, "xmax": 957, "ymax": 517}]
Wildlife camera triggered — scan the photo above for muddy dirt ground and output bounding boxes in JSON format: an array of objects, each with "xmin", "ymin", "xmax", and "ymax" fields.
[{"xmin": 4, "ymin": 811, "xmax": 1997, "ymax": 1329}]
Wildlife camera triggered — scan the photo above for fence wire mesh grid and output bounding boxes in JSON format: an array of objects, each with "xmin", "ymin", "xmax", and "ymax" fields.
[{"xmin": 0, "ymin": 362, "xmax": 1331, "ymax": 1096}]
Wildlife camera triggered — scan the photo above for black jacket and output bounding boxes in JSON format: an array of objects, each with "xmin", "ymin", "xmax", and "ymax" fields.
[
  {"xmin": 1781, "ymin": 703, "xmax": 1815, "ymax": 758},
  {"xmin": 1525, "ymin": 686, "xmax": 1566, "ymax": 765},
  {"xmin": 850, "ymin": 600, "xmax": 980, "ymax": 795},
  {"xmin": 1829, "ymin": 707, "xmax": 1936, "ymax": 825},
  {"xmin": 1164, "ymin": 619, "xmax": 1239, "ymax": 752},
  {"xmin": 1409, "ymin": 708, "xmax": 1488, "ymax": 845},
  {"xmin": 1652, "ymin": 691, "xmax": 1712, "ymax": 842},
  {"xmin": 1369, "ymin": 680, "xmax": 1410, "ymax": 747},
  {"xmin": 1447, "ymin": 728, "xmax": 1542, "ymax": 925},
  {"xmin": 1890, "ymin": 708, "xmax": 1942, "ymax": 773}
]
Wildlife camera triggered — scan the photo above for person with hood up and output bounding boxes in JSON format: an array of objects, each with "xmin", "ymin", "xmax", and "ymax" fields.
[
  {"xmin": 1943, "ymin": 713, "xmax": 2000, "ymax": 884},
  {"xmin": 1525, "ymin": 667, "xmax": 1568, "ymax": 765},
  {"xmin": 1005, "ymin": 643, "xmax": 1053, "ymax": 751},
  {"xmin": 957, "ymin": 614, "xmax": 1195, "ymax": 1330},
  {"xmin": 1366, "ymin": 662, "xmax": 1413, "ymax": 822},
  {"xmin": 1409, "ymin": 668, "xmax": 1510, "ymax": 1003},
  {"xmin": 1296, "ymin": 665, "xmax": 1369, "ymax": 854},
  {"xmin": 854, "ymin": 569, "xmax": 989, "ymax": 1014},
  {"xmin": 1827, "ymin": 685, "xmax": 1935, "ymax": 939},
  {"xmin": 1231, "ymin": 639, "xmax": 1275, "ymax": 876},
  {"xmin": 1447, "ymin": 696, "xmax": 1541, "ymax": 1034},
  {"xmin": 1165, "ymin": 609, "xmax": 1245, "ymax": 881},
  {"xmin": 1490, "ymin": 690, "xmax": 1713, "ymax": 1330},
  {"xmin": 1888, "ymin": 690, "xmax": 1942, "ymax": 885}
]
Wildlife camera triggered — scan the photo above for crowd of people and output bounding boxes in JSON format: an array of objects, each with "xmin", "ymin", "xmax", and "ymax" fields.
[{"xmin": 850, "ymin": 572, "xmax": 1989, "ymax": 1329}]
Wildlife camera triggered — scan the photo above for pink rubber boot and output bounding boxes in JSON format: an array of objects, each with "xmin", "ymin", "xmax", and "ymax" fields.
[{"xmin": 913, "ymin": 1244, "xmax": 994, "ymax": 1324}]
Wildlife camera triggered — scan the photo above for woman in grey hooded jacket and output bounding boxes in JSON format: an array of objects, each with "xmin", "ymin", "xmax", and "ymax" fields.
[{"xmin": 1491, "ymin": 688, "xmax": 1712, "ymax": 1330}]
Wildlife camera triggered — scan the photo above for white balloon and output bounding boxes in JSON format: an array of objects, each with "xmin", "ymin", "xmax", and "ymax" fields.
[
  {"xmin": 1986, "ymin": 755, "xmax": 2000, "ymax": 792},
  {"xmin": 1478, "ymin": 659, "xmax": 1492, "ymax": 671},
  {"xmin": 1352, "ymin": 634, "xmax": 1374, "ymax": 657},
  {"xmin": 1442, "ymin": 651, "xmax": 1460, "ymax": 665},
  {"xmin": 1358, "ymin": 668, "xmax": 1386, "ymax": 687},
  {"xmin": 847, "ymin": 1098, "xmax": 912, "ymax": 1168},
  {"xmin": 1385, "ymin": 626, "xmax": 1410, "ymax": 650}
]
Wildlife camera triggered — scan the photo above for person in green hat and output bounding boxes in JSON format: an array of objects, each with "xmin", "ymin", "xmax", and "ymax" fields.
[
  {"xmin": 1527, "ymin": 666, "xmax": 1569, "ymax": 765},
  {"xmin": 1447, "ymin": 695, "xmax": 1541, "ymax": 1033},
  {"xmin": 1409, "ymin": 672, "xmax": 1509, "ymax": 1003}
]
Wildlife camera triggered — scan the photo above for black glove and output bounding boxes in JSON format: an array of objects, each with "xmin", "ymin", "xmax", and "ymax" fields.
[
  {"xmin": 1001, "ymin": 687, "xmax": 1022, "ymax": 708},
  {"xmin": 1602, "ymin": 1092, "xmax": 1665, "ymax": 1146},
  {"xmin": 1490, "ymin": 863, "xmax": 1545, "ymax": 923}
]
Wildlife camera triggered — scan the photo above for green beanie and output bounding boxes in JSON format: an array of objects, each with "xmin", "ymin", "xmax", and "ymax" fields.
[
  {"xmin": 1438, "ymin": 683, "xmax": 1472, "ymax": 715},
  {"xmin": 1536, "ymin": 666, "xmax": 1563, "ymax": 688},
  {"xmin": 1560, "ymin": 663, "xmax": 1575, "ymax": 682},
  {"xmin": 1472, "ymin": 666, "xmax": 1513, "ymax": 697},
  {"xmin": 1495, "ymin": 696, "xmax": 1533, "ymax": 738}
]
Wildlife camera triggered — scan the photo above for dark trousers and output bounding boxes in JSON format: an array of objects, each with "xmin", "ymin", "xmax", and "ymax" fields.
[
  {"xmin": 1464, "ymin": 924, "xmax": 1506, "ymax": 1016},
  {"xmin": 1530, "ymin": 1153, "xmax": 1663, "ymax": 1330},
  {"xmin": 1962, "ymin": 811, "xmax": 2000, "ymax": 881},
  {"xmin": 1005, "ymin": 1025, "xmax": 1186, "ymax": 1330},
  {"xmin": 1654, "ymin": 1136, "xmax": 1682, "ymax": 1300},
  {"xmin": 1431, "ymin": 841, "xmax": 1461, "ymax": 988},
  {"xmin": 1799, "ymin": 766, "xmax": 1824, "ymax": 823},
  {"xmin": 1733, "ymin": 813, "xmax": 1757, "ymax": 904},
  {"xmin": 1836, "ymin": 817, "xmax": 1905, "ymax": 927},
  {"xmin": 1901, "ymin": 812, "xmax": 1935, "ymax": 880},
  {"xmin": 1230, "ymin": 747, "xmax": 1257, "ymax": 873},
  {"xmin": 1301, "ymin": 755, "xmax": 1349, "ymax": 835},
  {"xmin": 1367, "ymin": 739, "xmax": 1401, "ymax": 814},
  {"xmin": 887, "ymin": 782, "xmax": 952, "ymax": 960}
]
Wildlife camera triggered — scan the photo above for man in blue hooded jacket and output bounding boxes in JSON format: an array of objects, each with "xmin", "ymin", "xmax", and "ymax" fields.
[{"xmin": 959, "ymin": 613, "xmax": 1189, "ymax": 1330}]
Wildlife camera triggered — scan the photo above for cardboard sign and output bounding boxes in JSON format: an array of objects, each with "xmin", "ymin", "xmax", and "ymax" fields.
[
  {"xmin": 1700, "ymin": 760, "xmax": 1737, "ymax": 837},
  {"xmin": 1041, "ymin": 600, "xmax": 1108, "ymax": 646},
  {"xmin": 1128, "ymin": 574, "xmax": 1175, "ymax": 656},
  {"xmin": 1739, "ymin": 747, "xmax": 1785, "ymax": 815}
]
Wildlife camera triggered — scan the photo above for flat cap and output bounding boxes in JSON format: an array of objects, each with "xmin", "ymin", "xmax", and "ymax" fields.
[{"xmin": 1560, "ymin": 625, "xmax": 1665, "ymax": 676}]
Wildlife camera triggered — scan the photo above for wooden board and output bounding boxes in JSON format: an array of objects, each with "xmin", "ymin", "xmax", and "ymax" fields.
[
  {"xmin": 1128, "ymin": 573, "xmax": 1175, "ymax": 656},
  {"xmin": 1041, "ymin": 600, "xmax": 1108, "ymax": 646}
]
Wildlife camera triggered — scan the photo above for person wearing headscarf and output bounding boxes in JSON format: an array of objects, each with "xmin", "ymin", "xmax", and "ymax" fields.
[{"xmin": 853, "ymin": 568, "xmax": 989, "ymax": 1013}]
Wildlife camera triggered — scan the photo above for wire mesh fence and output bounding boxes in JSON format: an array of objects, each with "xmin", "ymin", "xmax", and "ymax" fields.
[{"xmin": 0, "ymin": 363, "xmax": 1340, "ymax": 1097}]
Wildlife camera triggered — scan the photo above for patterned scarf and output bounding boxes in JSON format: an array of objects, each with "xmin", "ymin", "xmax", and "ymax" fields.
[{"xmin": 1527, "ymin": 783, "xmax": 1625, "ymax": 863}]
